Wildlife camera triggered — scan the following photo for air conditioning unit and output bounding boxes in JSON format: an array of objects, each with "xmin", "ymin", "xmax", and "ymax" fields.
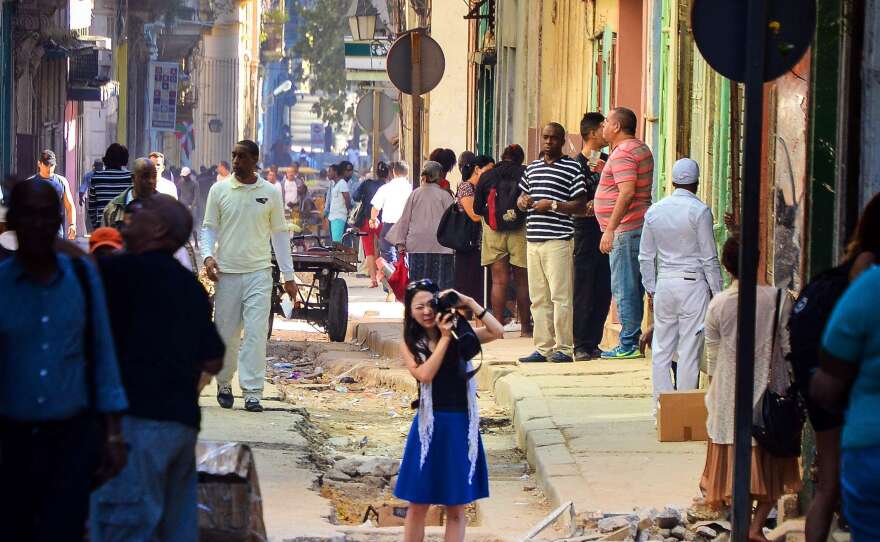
[{"xmin": 69, "ymin": 37, "xmax": 112, "ymax": 85}]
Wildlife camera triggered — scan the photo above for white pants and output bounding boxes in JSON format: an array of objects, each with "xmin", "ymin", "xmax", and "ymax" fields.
[
  {"xmin": 214, "ymin": 269, "xmax": 273, "ymax": 400},
  {"xmin": 651, "ymin": 276, "xmax": 710, "ymax": 406}
]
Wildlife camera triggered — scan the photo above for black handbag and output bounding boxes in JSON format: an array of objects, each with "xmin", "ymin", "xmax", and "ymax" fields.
[
  {"xmin": 752, "ymin": 289, "xmax": 806, "ymax": 458},
  {"xmin": 436, "ymin": 203, "xmax": 481, "ymax": 253}
]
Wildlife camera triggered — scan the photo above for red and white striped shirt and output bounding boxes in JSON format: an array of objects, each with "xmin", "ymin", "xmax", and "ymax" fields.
[{"xmin": 594, "ymin": 138, "xmax": 654, "ymax": 233}]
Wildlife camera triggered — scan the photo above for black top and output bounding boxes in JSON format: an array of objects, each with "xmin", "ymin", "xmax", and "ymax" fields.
[
  {"xmin": 176, "ymin": 176, "xmax": 199, "ymax": 211},
  {"xmin": 353, "ymin": 178, "xmax": 384, "ymax": 227},
  {"xmin": 416, "ymin": 341, "xmax": 468, "ymax": 412},
  {"xmin": 97, "ymin": 251, "xmax": 225, "ymax": 429},
  {"xmin": 573, "ymin": 151, "xmax": 608, "ymax": 230}
]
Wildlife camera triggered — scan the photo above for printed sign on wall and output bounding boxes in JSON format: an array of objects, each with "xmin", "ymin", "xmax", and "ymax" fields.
[{"xmin": 149, "ymin": 62, "xmax": 179, "ymax": 131}]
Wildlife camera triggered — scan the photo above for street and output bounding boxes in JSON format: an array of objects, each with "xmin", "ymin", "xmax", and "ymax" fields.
[{"xmin": 197, "ymin": 276, "xmax": 708, "ymax": 541}]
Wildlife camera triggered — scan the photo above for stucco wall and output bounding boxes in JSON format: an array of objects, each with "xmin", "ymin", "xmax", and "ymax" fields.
[{"xmin": 425, "ymin": 0, "xmax": 469, "ymax": 182}]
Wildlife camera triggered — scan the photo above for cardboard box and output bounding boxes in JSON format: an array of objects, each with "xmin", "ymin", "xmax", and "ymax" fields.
[
  {"xmin": 657, "ymin": 390, "xmax": 708, "ymax": 442},
  {"xmin": 363, "ymin": 503, "xmax": 445, "ymax": 527}
]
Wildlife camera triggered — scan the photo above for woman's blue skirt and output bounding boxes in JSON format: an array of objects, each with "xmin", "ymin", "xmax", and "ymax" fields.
[{"xmin": 393, "ymin": 412, "xmax": 490, "ymax": 505}]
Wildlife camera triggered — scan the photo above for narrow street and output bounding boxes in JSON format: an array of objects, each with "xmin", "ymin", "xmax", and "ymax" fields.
[{"xmin": 199, "ymin": 277, "xmax": 556, "ymax": 541}]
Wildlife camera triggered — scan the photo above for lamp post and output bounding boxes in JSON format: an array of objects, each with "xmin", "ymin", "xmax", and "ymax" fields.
[{"xmin": 348, "ymin": 0, "xmax": 380, "ymax": 171}]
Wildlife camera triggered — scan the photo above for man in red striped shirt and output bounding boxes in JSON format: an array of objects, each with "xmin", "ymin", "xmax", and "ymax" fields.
[{"xmin": 594, "ymin": 107, "xmax": 654, "ymax": 359}]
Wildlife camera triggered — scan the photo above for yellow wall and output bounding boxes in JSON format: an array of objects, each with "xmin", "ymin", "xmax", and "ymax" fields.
[{"xmin": 425, "ymin": 0, "xmax": 469, "ymax": 183}]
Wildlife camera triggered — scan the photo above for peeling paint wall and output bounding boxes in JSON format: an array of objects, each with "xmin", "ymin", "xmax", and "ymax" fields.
[{"xmin": 861, "ymin": 0, "xmax": 880, "ymax": 205}]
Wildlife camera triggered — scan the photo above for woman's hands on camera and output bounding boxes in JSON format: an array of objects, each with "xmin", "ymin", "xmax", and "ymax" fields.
[{"xmin": 437, "ymin": 312, "xmax": 455, "ymax": 339}]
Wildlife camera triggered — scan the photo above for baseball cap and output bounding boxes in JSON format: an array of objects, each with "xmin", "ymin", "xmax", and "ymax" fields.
[
  {"xmin": 39, "ymin": 150, "xmax": 57, "ymax": 166},
  {"xmin": 89, "ymin": 227, "xmax": 124, "ymax": 253},
  {"xmin": 672, "ymin": 158, "xmax": 700, "ymax": 185}
]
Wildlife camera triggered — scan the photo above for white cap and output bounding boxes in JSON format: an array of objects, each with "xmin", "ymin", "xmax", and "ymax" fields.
[
  {"xmin": 180, "ymin": 166, "xmax": 192, "ymax": 177},
  {"xmin": 672, "ymin": 158, "xmax": 700, "ymax": 185}
]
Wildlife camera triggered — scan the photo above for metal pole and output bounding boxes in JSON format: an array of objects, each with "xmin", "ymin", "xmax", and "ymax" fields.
[
  {"xmin": 372, "ymin": 89, "xmax": 381, "ymax": 171},
  {"xmin": 731, "ymin": 0, "xmax": 766, "ymax": 540},
  {"xmin": 410, "ymin": 30, "xmax": 422, "ymax": 189}
]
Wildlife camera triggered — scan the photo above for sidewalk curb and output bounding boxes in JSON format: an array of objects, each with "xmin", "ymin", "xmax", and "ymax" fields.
[{"xmin": 341, "ymin": 321, "xmax": 591, "ymax": 512}]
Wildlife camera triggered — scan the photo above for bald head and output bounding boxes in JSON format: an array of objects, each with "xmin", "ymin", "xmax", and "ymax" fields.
[
  {"xmin": 123, "ymin": 194, "xmax": 193, "ymax": 255},
  {"xmin": 132, "ymin": 157, "xmax": 157, "ymax": 198}
]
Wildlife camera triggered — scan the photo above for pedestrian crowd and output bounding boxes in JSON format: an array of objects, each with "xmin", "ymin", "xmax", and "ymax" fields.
[
  {"xmin": 0, "ymin": 139, "xmax": 303, "ymax": 541},
  {"xmin": 376, "ymin": 106, "xmax": 880, "ymax": 542}
]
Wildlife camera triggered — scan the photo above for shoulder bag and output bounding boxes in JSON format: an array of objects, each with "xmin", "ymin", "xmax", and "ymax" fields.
[
  {"xmin": 436, "ymin": 203, "xmax": 480, "ymax": 253},
  {"xmin": 752, "ymin": 288, "xmax": 806, "ymax": 458}
]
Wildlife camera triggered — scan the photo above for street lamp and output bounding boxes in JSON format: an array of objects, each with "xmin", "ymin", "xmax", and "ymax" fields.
[{"xmin": 347, "ymin": 0, "xmax": 378, "ymax": 42}]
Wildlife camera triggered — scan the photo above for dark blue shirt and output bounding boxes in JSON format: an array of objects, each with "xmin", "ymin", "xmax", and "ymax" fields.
[{"xmin": 0, "ymin": 254, "xmax": 128, "ymax": 422}]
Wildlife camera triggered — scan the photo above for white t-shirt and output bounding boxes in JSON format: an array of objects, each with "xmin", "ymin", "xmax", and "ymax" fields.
[
  {"xmin": 157, "ymin": 177, "xmax": 178, "ymax": 199},
  {"xmin": 282, "ymin": 179, "xmax": 299, "ymax": 207},
  {"xmin": 328, "ymin": 180, "xmax": 350, "ymax": 221},
  {"xmin": 269, "ymin": 181, "xmax": 283, "ymax": 197},
  {"xmin": 370, "ymin": 176, "xmax": 412, "ymax": 224}
]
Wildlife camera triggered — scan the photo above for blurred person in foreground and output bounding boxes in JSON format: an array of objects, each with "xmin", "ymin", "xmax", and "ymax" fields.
[
  {"xmin": 0, "ymin": 180, "xmax": 128, "ymax": 541},
  {"xmin": 700, "ymin": 236, "xmax": 801, "ymax": 540},
  {"xmin": 810, "ymin": 192, "xmax": 880, "ymax": 542},
  {"xmin": 90, "ymin": 195, "xmax": 224, "ymax": 541},
  {"xmin": 89, "ymin": 227, "xmax": 124, "ymax": 257},
  {"xmin": 201, "ymin": 140, "xmax": 297, "ymax": 413},
  {"xmin": 387, "ymin": 161, "xmax": 455, "ymax": 288}
]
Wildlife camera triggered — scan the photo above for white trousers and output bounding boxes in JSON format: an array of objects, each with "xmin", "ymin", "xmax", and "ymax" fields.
[
  {"xmin": 651, "ymin": 277, "xmax": 710, "ymax": 406},
  {"xmin": 214, "ymin": 269, "xmax": 273, "ymax": 400}
]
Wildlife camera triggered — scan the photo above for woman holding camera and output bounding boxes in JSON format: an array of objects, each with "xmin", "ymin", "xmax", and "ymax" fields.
[{"xmin": 395, "ymin": 279, "xmax": 504, "ymax": 542}]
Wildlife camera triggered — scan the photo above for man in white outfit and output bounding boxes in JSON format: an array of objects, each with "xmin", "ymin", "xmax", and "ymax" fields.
[
  {"xmin": 638, "ymin": 158, "xmax": 723, "ymax": 411},
  {"xmin": 201, "ymin": 140, "xmax": 298, "ymax": 412}
]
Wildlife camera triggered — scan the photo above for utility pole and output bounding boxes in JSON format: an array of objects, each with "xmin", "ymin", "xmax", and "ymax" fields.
[
  {"xmin": 410, "ymin": 29, "xmax": 422, "ymax": 189},
  {"xmin": 371, "ymin": 89, "xmax": 380, "ymax": 171}
]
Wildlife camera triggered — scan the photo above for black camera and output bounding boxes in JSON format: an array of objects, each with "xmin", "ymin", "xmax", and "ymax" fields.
[{"xmin": 429, "ymin": 290, "xmax": 460, "ymax": 314}]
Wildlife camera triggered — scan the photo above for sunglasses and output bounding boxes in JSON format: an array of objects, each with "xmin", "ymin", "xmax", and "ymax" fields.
[{"xmin": 407, "ymin": 279, "xmax": 439, "ymax": 294}]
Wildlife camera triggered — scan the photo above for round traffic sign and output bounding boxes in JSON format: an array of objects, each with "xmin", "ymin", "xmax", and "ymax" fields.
[
  {"xmin": 692, "ymin": 0, "xmax": 815, "ymax": 83},
  {"xmin": 386, "ymin": 29, "xmax": 445, "ymax": 95}
]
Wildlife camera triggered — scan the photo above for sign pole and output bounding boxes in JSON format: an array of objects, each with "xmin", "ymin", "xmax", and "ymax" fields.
[
  {"xmin": 372, "ymin": 89, "xmax": 381, "ymax": 172},
  {"xmin": 410, "ymin": 30, "xmax": 422, "ymax": 189},
  {"xmin": 731, "ymin": 0, "xmax": 766, "ymax": 540}
]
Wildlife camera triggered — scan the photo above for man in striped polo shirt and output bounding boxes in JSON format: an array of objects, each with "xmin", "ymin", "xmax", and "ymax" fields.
[
  {"xmin": 88, "ymin": 143, "xmax": 132, "ymax": 230},
  {"xmin": 595, "ymin": 107, "xmax": 654, "ymax": 359},
  {"xmin": 516, "ymin": 123, "xmax": 587, "ymax": 364}
]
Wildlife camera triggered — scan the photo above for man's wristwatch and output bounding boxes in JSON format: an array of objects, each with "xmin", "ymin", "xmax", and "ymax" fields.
[{"xmin": 551, "ymin": 201, "xmax": 558, "ymax": 212}]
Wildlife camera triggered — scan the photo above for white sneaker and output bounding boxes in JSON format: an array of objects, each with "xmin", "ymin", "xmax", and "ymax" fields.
[{"xmin": 503, "ymin": 321, "xmax": 521, "ymax": 333}]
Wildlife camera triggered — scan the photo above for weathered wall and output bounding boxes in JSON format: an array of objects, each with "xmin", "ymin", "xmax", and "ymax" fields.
[
  {"xmin": 425, "ymin": 0, "xmax": 468, "ymax": 183},
  {"xmin": 861, "ymin": 0, "xmax": 880, "ymax": 205}
]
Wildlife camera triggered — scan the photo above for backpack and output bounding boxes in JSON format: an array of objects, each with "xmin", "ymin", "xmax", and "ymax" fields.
[
  {"xmin": 476, "ymin": 162, "xmax": 525, "ymax": 231},
  {"xmin": 787, "ymin": 263, "xmax": 851, "ymax": 394}
]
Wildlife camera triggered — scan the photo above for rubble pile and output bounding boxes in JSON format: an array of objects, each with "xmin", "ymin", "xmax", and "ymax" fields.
[{"xmin": 559, "ymin": 507, "xmax": 731, "ymax": 542}]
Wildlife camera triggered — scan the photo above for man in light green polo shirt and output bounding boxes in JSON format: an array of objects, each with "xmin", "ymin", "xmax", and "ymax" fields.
[{"xmin": 201, "ymin": 140, "xmax": 298, "ymax": 412}]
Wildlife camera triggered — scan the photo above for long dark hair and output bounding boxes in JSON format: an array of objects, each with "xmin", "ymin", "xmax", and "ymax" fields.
[{"xmin": 403, "ymin": 280, "xmax": 440, "ymax": 362}]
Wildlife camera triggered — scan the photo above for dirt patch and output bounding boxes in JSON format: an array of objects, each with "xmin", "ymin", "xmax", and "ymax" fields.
[{"xmin": 265, "ymin": 340, "xmax": 547, "ymax": 531}]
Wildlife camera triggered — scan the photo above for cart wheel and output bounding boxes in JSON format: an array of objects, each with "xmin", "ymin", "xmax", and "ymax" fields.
[{"xmin": 326, "ymin": 277, "xmax": 348, "ymax": 342}]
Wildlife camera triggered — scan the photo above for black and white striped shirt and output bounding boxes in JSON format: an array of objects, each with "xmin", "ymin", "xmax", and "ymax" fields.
[
  {"xmin": 518, "ymin": 156, "xmax": 586, "ymax": 241},
  {"xmin": 88, "ymin": 169, "xmax": 132, "ymax": 229}
]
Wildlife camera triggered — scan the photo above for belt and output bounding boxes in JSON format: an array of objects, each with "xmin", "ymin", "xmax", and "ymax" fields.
[{"xmin": 657, "ymin": 271, "xmax": 701, "ymax": 281}]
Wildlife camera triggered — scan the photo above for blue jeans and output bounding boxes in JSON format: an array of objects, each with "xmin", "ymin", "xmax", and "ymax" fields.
[
  {"xmin": 90, "ymin": 416, "xmax": 198, "ymax": 542},
  {"xmin": 609, "ymin": 227, "xmax": 644, "ymax": 350},
  {"xmin": 379, "ymin": 222, "xmax": 397, "ymax": 263},
  {"xmin": 841, "ymin": 446, "xmax": 880, "ymax": 541}
]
